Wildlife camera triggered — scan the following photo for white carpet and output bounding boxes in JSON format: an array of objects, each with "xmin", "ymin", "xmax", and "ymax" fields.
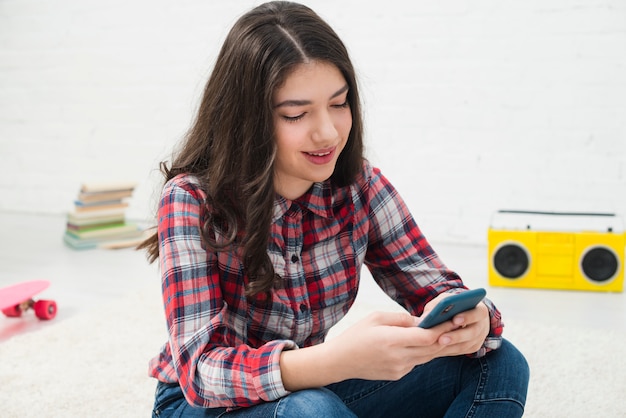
[{"xmin": 1, "ymin": 283, "xmax": 625, "ymax": 417}]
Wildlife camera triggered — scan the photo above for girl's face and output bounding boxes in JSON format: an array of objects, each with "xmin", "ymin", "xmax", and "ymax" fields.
[{"xmin": 272, "ymin": 61, "xmax": 352, "ymax": 200}]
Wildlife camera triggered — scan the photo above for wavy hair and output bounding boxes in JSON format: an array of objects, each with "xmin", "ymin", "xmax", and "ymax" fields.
[{"xmin": 139, "ymin": 1, "xmax": 364, "ymax": 298}]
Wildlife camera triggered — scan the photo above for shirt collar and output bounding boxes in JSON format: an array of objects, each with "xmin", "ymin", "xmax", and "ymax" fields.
[{"xmin": 272, "ymin": 181, "xmax": 334, "ymax": 222}]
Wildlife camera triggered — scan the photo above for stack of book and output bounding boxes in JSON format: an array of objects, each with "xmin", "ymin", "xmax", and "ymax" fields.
[{"xmin": 64, "ymin": 181, "xmax": 145, "ymax": 250}]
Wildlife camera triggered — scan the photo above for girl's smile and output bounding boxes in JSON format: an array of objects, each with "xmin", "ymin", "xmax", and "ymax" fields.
[{"xmin": 302, "ymin": 146, "xmax": 337, "ymax": 164}]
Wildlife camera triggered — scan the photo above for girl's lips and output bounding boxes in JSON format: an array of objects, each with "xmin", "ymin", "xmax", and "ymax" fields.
[{"xmin": 302, "ymin": 147, "xmax": 336, "ymax": 165}]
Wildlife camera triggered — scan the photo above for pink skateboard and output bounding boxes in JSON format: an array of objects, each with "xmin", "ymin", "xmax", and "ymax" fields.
[{"xmin": 0, "ymin": 280, "xmax": 57, "ymax": 320}]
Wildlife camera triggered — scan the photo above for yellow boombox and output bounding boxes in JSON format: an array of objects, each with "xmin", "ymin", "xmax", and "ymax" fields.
[{"xmin": 488, "ymin": 210, "xmax": 625, "ymax": 292}]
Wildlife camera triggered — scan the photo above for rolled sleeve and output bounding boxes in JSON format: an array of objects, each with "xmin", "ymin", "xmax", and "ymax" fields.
[{"xmin": 192, "ymin": 340, "xmax": 299, "ymax": 408}]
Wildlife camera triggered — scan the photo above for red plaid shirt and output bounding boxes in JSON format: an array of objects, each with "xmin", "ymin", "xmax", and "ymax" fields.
[{"xmin": 149, "ymin": 160, "xmax": 503, "ymax": 409}]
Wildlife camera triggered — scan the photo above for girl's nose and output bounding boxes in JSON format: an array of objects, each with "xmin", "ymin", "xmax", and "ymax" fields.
[{"xmin": 312, "ymin": 110, "xmax": 339, "ymax": 143}]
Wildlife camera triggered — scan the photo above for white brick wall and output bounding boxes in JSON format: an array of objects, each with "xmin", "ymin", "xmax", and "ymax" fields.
[{"xmin": 1, "ymin": 0, "xmax": 625, "ymax": 244}]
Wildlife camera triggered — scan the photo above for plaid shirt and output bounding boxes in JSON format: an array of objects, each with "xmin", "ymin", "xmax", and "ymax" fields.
[{"xmin": 149, "ymin": 160, "xmax": 503, "ymax": 409}]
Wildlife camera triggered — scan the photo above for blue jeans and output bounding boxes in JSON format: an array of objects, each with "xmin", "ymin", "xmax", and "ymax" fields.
[{"xmin": 152, "ymin": 339, "xmax": 529, "ymax": 417}]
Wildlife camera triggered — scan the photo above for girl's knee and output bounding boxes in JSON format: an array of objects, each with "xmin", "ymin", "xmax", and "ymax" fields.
[
  {"xmin": 277, "ymin": 388, "xmax": 356, "ymax": 418},
  {"xmin": 499, "ymin": 339, "xmax": 530, "ymax": 379},
  {"xmin": 487, "ymin": 338, "xmax": 530, "ymax": 402}
]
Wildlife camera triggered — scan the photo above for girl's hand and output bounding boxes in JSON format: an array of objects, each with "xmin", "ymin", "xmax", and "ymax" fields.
[
  {"xmin": 419, "ymin": 293, "xmax": 491, "ymax": 357},
  {"xmin": 432, "ymin": 301, "xmax": 491, "ymax": 356},
  {"xmin": 324, "ymin": 311, "xmax": 458, "ymax": 381},
  {"xmin": 280, "ymin": 305, "xmax": 491, "ymax": 391}
]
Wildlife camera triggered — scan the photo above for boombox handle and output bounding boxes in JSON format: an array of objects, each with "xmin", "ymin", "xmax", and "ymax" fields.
[{"xmin": 490, "ymin": 210, "xmax": 624, "ymax": 233}]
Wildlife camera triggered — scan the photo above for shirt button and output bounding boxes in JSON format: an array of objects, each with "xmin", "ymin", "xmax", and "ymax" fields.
[
  {"xmin": 300, "ymin": 304, "xmax": 308, "ymax": 313},
  {"xmin": 291, "ymin": 254, "xmax": 299, "ymax": 263}
]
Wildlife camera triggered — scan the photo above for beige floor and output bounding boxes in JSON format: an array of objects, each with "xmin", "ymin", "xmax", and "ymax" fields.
[{"xmin": 1, "ymin": 211, "xmax": 625, "ymax": 344}]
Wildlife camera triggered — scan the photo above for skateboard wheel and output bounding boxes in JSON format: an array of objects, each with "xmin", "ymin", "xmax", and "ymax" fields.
[
  {"xmin": 2, "ymin": 305, "xmax": 22, "ymax": 317},
  {"xmin": 34, "ymin": 300, "xmax": 57, "ymax": 320}
]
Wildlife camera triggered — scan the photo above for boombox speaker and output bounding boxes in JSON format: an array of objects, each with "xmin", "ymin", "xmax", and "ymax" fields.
[{"xmin": 488, "ymin": 210, "xmax": 625, "ymax": 292}]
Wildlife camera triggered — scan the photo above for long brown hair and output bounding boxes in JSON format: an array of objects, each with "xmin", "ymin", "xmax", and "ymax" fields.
[{"xmin": 139, "ymin": 1, "xmax": 364, "ymax": 297}]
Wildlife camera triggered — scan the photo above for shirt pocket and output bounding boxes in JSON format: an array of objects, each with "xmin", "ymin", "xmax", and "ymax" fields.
[{"xmin": 246, "ymin": 292, "xmax": 308, "ymax": 343}]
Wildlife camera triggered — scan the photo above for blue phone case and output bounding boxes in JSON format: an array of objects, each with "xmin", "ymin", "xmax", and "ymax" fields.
[{"xmin": 418, "ymin": 288, "xmax": 487, "ymax": 329}]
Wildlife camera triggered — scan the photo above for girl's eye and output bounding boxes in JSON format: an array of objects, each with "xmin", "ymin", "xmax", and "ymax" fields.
[
  {"xmin": 332, "ymin": 101, "xmax": 349, "ymax": 109},
  {"xmin": 283, "ymin": 113, "xmax": 306, "ymax": 122}
]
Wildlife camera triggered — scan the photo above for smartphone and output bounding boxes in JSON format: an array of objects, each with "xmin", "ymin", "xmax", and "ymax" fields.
[{"xmin": 418, "ymin": 288, "xmax": 487, "ymax": 329}]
